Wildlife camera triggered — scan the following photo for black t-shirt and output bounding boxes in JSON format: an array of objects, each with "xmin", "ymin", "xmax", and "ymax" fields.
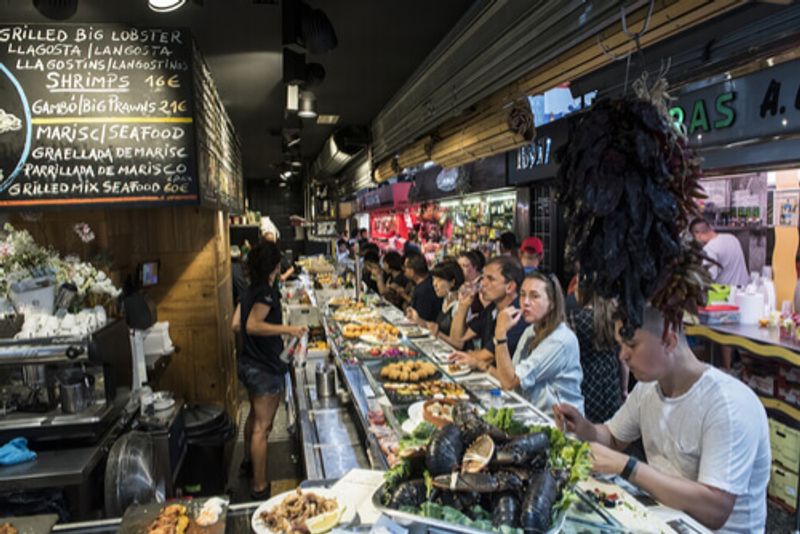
[
  {"xmin": 436, "ymin": 306, "xmax": 454, "ymax": 336},
  {"xmin": 240, "ymin": 284, "xmax": 288, "ymax": 375},
  {"xmin": 388, "ymin": 272, "xmax": 410, "ymax": 288},
  {"xmin": 363, "ymin": 268, "xmax": 381, "ymax": 294},
  {"xmin": 468, "ymin": 298, "xmax": 529, "ymax": 356},
  {"xmin": 411, "ymin": 276, "xmax": 443, "ymax": 322}
]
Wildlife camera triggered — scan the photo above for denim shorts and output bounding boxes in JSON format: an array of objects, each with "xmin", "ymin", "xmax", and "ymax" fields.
[{"xmin": 237, "ymin": 359, "xmax": 286, "ymax": 397}]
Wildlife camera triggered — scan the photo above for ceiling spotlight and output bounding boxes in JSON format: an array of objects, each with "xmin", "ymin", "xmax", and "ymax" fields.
[
  {"xmin": 298, "ymin": 91, "xmax": 317, "ymax": 119},
  {"xmin": 280, "ymin": 171, "xmax": 293, "ymax": 180},
  {"xmin": 290, "ymin": 161, "xmax": 303, "ymax": 167},
  {"xmin": 148, "ymin": 0, "xmax": 186, "ymax": 12},
  {"xmin": 286, "ymin": 135, "xmax": 301, "ymax": 148}
]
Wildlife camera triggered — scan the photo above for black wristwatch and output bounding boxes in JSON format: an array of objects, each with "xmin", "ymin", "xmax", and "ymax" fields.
[
  {"xmin": 493, "ymin": 337, "xmax": 508, "ymax": 346},
  {"xmin": 621, "ymin": 456, "xmax": 638, "ymax": 481}
]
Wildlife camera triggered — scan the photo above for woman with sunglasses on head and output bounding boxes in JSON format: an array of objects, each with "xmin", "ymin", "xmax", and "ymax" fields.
[{"xmin": 453, "ymin": 271, "xmax": 584, "ymax": 417}]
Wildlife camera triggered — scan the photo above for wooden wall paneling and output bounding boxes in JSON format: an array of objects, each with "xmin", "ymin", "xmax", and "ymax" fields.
[{"xmin": 9, "ymin": 206, "xmax": 238, "ymax": 411}]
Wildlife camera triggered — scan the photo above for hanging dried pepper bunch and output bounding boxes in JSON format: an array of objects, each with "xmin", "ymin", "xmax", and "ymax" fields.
[{"xmin": 557, "ymin": 76, "xmax": 710, "ymax": 340}]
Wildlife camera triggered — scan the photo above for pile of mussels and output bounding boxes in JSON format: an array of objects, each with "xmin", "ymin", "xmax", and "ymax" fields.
[{"xmin": 385, "ymin": 404, "xmax": 567, "ymax": 533}]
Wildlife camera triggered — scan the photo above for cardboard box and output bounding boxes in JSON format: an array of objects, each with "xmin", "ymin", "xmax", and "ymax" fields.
[
  {"xmin": 770, "ymin": 462, "xmax": 798, "ymax": 511},
  {"xmin": 771, "ymin": 419, "xmax": 800, "ymax": 473}
]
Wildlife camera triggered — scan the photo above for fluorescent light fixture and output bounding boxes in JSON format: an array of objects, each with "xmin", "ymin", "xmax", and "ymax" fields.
[
  {"xmin": 298, "ymin": 91, "xmax": 317, "ymax": 118},
  {"xmin": 316, "ymin": 114, "xmax": 339, "ymax": 125},
  {"xmin": 290, "ymin": 161, "xmax": 303, "ymax": 167},
  {"xmin": 287, "ymin": 84, "xmax": 299, "ymax": 112},
  {"xmin": 287, "ymin": 135, "xmax": 301, "ymax": 147},
  {"xmin": 148, "ymin": 0, "xmax": 186, "ymax": 12}
]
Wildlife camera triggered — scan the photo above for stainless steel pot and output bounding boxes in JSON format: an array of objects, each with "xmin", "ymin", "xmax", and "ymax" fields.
[
  {"xmin": 59, "ymin": 382, "xmax": 90, "ymax": 413},
  {"xmin": 57, "ymin": 368, "xmax": 94, "ymax": 414},
  {"xmin": 315, "ymin": 362, "xmax": 336, "ymax": 398}
]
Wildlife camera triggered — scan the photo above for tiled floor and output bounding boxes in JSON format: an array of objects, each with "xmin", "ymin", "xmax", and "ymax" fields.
[{"xmin": 225, "ymin": 399, "xmax": 304, "ymax": 503}]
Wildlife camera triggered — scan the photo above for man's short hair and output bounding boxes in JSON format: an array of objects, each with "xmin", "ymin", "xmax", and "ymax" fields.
[
  {"xmin": 689, "ymin": 218, "xmax": 711, "ymax": 233},
  {"xmin": 640, "ymin": 306, "xmax": 689, "ymax": 347},
  {"xmin": 486, "ymin": 255, "xmax": 524, "ymax": 292},
  {"xmin": 405, "ymin": 251, "xmax": 429, "ymax": 276}
]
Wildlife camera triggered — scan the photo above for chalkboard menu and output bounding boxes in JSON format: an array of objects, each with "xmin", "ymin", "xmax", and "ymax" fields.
[
  {"xmin": 0, "ymin": 23, "xmax": 243, "ymax": 211},
  {"xmin": 192, "ymin": 42, "xmax": 243, "ymax": 213}
]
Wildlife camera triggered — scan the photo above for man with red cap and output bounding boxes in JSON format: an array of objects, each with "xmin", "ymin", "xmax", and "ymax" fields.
[{"xmin": 520, "ymin": 236, "xmax": 543, "ymax": 274}]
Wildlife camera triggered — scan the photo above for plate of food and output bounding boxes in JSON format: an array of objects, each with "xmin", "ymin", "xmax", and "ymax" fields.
[
  {"xmin": 421, "ymin": 398, "xmax": 457, "ymax": 427},
  {"xmin": 251, "ymin": 487, "xmax": 353, "ymax": 534},
  {"xmin": 378, "ymin": 360, "xmax": 439, "ymax": 382},
  {"xmin": 400, "ymin": 327, "xmax": 429, "ymax": 339},
  {"xmin": 445, "ymin": 363, "xmax": 471, "ymax": 377},
  {"xmin": 360, "ymin": 332, "xmax": 400, "ymax": 345},
  {"xmin": 360, "ymin": 345, "xmax": 417, "ymax": 359},
  {"xmin": 119, "ymin": 497, "xmax": 228, "ymax": 534},
  {"xmin": 382, "ymin": 380, "xmax": 470, "ymax": 404}
]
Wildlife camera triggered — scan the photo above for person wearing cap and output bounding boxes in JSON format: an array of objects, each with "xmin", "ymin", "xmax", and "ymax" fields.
[
  {"xmin": 497, "ymin": 231, "xmax": 519, "ymax": 257},
  {"xmin": 520, "ymin": 236, "xmax": 544, "ymax": 273}
]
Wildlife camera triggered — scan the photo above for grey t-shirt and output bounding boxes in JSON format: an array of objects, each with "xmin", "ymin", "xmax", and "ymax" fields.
[{"xmin": 703, "ymin": 233, "xmax": 749, "ymax": 286}]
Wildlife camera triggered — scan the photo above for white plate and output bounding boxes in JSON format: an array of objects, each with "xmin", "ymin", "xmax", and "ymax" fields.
[
  {"xmin": 444, "ymin": 364, "xmax": 471, "ymax": 377},
  {"xmin": 250, "ymin": 487, "xmax": 354, "ymax": 534},
  {"xmin": 401, "ymin": 417, "xmax": 422, "ymax": 435},
  {"xmin": 406, "ymin": 401, "xmax": 425, "ymax": 421}
]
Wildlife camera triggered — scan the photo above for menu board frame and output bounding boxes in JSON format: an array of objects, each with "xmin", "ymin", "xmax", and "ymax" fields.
[{"xmin": 0, "ymin": 23, "xmax": 243, "ymax": 213}]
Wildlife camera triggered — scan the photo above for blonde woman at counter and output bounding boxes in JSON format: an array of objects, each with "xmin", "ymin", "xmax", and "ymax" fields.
[{"xmin": 451, "ymin": 271, "xmax": 584, "ymax": 416}]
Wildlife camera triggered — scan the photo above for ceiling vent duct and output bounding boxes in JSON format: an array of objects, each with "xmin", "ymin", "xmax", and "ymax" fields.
[{"xmin": 311, "ymin": 126, "xmax": 370, "ymax": 178}]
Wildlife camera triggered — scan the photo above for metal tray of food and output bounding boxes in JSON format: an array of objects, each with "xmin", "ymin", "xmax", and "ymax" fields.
[
  {"xmin": 370, "ymin": 482, "xmax": 567, "ymax": 534},
  {"xmin": 362, "ymin": 358, "xmax": 442, "ymax": 384}
]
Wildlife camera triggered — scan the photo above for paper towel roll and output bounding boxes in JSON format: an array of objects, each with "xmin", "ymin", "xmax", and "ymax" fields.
[{"xmin": 736, "ymin": 292, "xmax": 764, "ymax": 325}]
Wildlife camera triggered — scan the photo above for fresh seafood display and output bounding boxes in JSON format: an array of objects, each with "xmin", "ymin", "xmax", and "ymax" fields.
[
  {"xmin": 260, "ymin": 489, "xmax": 339, "ymax": 534},
  {"xmin": 380, "ymin": 360, "xmax": 438, "ymax": 382},
  {"xmin": 381, "ymin": 402, "xmax": 591, "ymax": 533}
]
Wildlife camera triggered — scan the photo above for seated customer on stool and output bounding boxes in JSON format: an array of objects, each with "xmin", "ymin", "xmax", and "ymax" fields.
[
  {"xmin": 557, "ymin": 307, "xmax": 770, "ymax": 533},
  {"xmin": 451, "ymin": 271, "xmax": 584, "ymax": 417}
]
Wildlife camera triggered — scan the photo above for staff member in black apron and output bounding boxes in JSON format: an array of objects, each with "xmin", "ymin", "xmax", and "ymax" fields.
[{"xmin": 232, "ymin": 241, "xmax": 307, "ymax": 499}]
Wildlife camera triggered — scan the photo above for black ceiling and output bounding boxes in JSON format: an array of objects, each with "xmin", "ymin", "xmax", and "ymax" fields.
[{"xmin": 0, "ymin": 0, "xmax": 474, "ymax": 180}]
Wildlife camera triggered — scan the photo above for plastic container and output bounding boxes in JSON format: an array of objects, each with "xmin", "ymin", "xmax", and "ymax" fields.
[{"xmin": 698, "ymin": 305, "xmax": 740, "ymax": 325}]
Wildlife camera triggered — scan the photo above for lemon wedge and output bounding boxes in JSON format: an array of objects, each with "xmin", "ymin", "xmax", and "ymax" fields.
[{"xmin": 305, "ymin": 507, "xmax": 343, "ymax": 534}]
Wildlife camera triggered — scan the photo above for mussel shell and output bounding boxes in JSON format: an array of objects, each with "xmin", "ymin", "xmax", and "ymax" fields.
[
  {"xmin": 388, "ymin": 479, "xmax": 427, "ymax": 509},
  {"xmin": 492, "ymin": 493, "xmax": 520, "ymax": 528},
  {"xmin": 520, "ymin": 469, "xmax": 559, "ymax": 533},
  {"xmin": 461, "ymin": 434, "xmax": 494, "ymax": 473},
  {"xmin": 425, "ymin": 423, "xmax": 463, "ymax": 476}
]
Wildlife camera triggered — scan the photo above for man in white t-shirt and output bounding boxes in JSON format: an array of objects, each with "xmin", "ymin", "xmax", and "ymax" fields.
[
  {"xmin": 690, "ymin": 218, "xmax": 749, "ymax": 287},
  {"xmin": 557, "ymin": 308, "xmax": 770, "ymax": 533}
]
